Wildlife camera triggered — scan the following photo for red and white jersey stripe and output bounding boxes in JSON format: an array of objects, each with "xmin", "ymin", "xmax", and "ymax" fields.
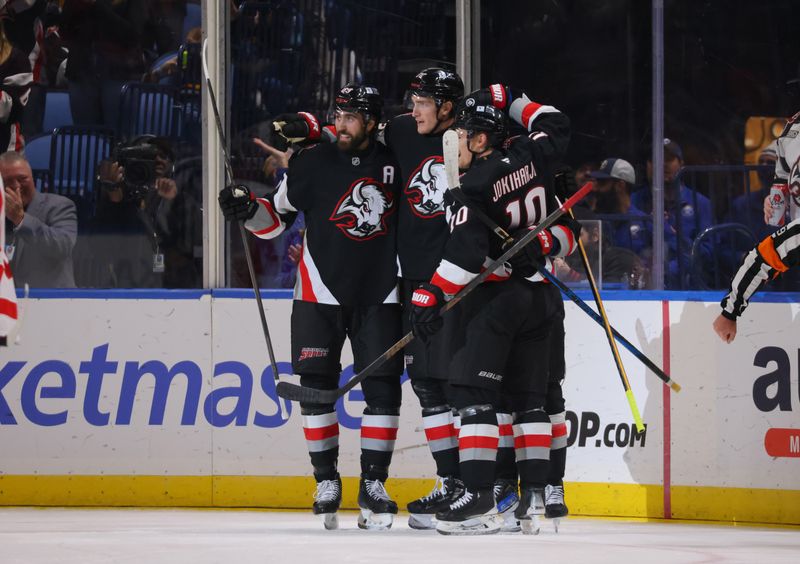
[
  {"xmin": 0, "ymin": 177, "xmax": 18, "ymax": 337},
  {"xmin": 360, "ymin": 413, "xmax": 399, "ymax": 452},
  {"xmin": 302, "ymin": 412, "xmax": 339, "ymax": 453},
  {"xmin": 509, "ymin": 94, "xmax": 560, "ymax": 133},
  {"xmin": 512, "ymin": 420, "xmax": 551, "ymax": 461}
]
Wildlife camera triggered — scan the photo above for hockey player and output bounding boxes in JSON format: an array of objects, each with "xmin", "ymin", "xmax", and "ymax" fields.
[
  {"xmin": 218, "ymin": 84, "xmax": 403, "ymax": 531},
  {"xmin": 469, "ymin": 85, "xmax": 573, "ymax": 528},
  {"xmin": 409, "ymin": 97, "xmax": 580, "ymax": 535},
  {"xmin": 382, "ymin": 68, "xmax": 467, "ymax": 528},
  {"xmin": 763, "ymin": 111, "xmax": 800, "ymax": 226},
  {"xmin": 267, "ymin": 69, "xmax": 470, "ymax": 529},
  {"xmin": 713, "ymin": 217, "xmax": 800, "ymax": 343}
]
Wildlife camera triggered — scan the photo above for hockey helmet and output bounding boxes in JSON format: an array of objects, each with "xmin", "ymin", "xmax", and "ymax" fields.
[
  {"xmin": 454, "ymin": 92, "xmax": 507, "ymax": 147},
  {"xmin": 409, "ymin": 68, "xmax": 464, "ymax": 105},
  {"xmin": 334, "ymin": 83, "xmax": 383, "ymax": 123}
]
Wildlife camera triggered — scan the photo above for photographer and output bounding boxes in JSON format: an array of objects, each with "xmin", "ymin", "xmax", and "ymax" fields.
[{"xmin": 90, "ymin": 135, "xmax": 201, "ymax": 288}]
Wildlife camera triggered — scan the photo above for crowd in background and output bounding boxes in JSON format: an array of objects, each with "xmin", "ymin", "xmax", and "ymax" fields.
[{"xmin": 3, "ymin": 0, "xmax": 799, "ymax": 293}]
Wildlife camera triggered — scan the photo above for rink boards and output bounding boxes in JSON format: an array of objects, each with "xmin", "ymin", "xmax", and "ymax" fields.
[{"xmin": 0, "ymin": 289, "xmax": 799, "ymax": 525}]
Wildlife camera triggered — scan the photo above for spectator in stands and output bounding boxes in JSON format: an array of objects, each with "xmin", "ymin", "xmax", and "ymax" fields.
[
  {"xmin": 588, "ymin": 157, "xmax": 652, "ymax": 256},
  {"xmin": 61, "ymin": 0, "xmax": 148, "ymax": 128},
  {"xmin": 725, "ymin": 141, "xmax": 778, "ymax": 241},
  {"xmin": 142, "ymin": 26, "xmax": 201, "ymax": 85},
  {"xmin": 631, "ymin": 138, "xmax": 713, "ymax": 289},
  {"xmin": 92, "ymin": 135, "xmax": 201, "ymax": 288},
  {"xmin": 0, "ymin": 19, "xmax": 32, "ymax": 151},
  {"xmin": 1, "ymin": 151, "xmax": 76, "ymax": 287},
  {"xmin": 553, "ymin": 209, "xmax": 649, "ymax": 290}
]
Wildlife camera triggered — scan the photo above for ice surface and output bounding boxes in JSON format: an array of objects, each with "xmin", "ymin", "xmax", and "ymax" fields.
[{"xmin": 2, "ymin": 508, "xmax": 798, "ymax": 564}]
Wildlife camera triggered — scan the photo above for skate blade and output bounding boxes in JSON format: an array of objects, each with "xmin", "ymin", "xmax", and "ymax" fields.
[
  {"xmin": 407, "ymin": 513, "xmax": 436, "ymax": 530},
  {"xmin": 436, "ymin": 516, "xmax": 501, "ymax": 536},
  {"xmin": 320, "ymin": 512, "xmax": 338, "ymax": 530},
  {"xmin": 520, "ymin": 514, "xmax": 542, "ymax": 535},
  {"xmin": 357, "ymin": 509, "xmax": 393, "ymax": 531},
  {"xmin": 498, "ymin": 499, "xmax": 521, "ymax": 533}
]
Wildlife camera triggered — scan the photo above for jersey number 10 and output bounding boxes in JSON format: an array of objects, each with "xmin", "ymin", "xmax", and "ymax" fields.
[{"xmin": 505, "ymin": 185, "xmax": 547, "ymax": 229}]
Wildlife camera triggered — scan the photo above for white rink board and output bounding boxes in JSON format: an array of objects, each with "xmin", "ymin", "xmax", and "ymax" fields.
[
  {"xmin": 670, "ymin": 299, "xmax": 800, "ymax": 490},
  {"xmin": 0, "ymin": 294, "xmax": 799, "ymax": 495}
]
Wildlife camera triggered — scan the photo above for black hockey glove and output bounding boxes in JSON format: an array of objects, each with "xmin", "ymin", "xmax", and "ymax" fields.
[
  {"xmin": 218, "ymin": 184, "xmax": 258, "ymax": 221},
  {"xmin": 554, "ymin": 166, "xmax": 578, "ymax": 200},
  {"xmin": 272, "ymin": 112, "xmax": 322, "ymax": 144},
  {"xmin": 505, "ymin": 229, "xmax": 559, "ymax": 278},
  {"xmin": 409, "ymin": 282, "xmax": 446, "ymax": 342},
  {"xmin": 465, "ymin": 84, "xmax": 513, "ymax": 110}
]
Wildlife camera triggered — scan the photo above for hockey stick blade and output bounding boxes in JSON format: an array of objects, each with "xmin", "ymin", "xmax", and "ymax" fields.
[{"xmin": 276, "ymin": 181, "xmax": 594, "ymax": 404}]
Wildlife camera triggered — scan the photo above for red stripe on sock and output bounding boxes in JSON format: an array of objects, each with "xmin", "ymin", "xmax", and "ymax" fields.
[
  {"xmin": 514, "ymin": 434, "xmax": 551, "ymax": 449},
  {"xmin": 303, "ymin": 423, "xmax": 338, "ymax": 441},
  {"xmin": 551, "ymin": 423, "xmax": 567, "ymax": 438},
  {"xmin": 498, "ymin": 423, "xmax": 513, "ymax": 437},
  {"xmin": 425, "ymin": 423, "xmax": 456, "ymax": 441},
  {"xmin": 459, "ymin": 436, "xmax": 499, "ymax": 450},
  {"xmin": 361, "ymin": 426, "xmax": 398, "ymax": 441}
]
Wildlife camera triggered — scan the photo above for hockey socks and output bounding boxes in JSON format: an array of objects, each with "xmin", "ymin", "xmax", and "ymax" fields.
[
  {"xmin": 302, "ymin": 410, "xmax": 339, "ymax": 481},
  {"xmin": 458, "ymin": 405, "xmax": 499, "ymax": 490},
  {"xmin": 512, "ymin": 408, "xmax": 551, "ymax": 489},
  {"xmin": 360, "ymin": 408, "xmax": 399, "ymax": 481},
  {"xmin": 547, "ymin": 411, "xmax": 568, "ymax": 485},
  {"xmin": 422, "ymin": 406, "xmax": 460, "ymax": 477}
]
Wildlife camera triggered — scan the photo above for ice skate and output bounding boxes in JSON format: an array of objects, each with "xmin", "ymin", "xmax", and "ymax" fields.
[
  {"xmin": 515, "ymin": 487, "xmax": 545, "ymax": 535},
  {"xmin": 407, "ymin": 475, "xmax": 465, "ymax": 530},
  {"xmin": 357, "ymin": 478, "xmax": 397, "ymax": 530},
  {"xmin": 545, "ymin": 482, "xmax": 568, "ymax": 532},
  {"xmin": 312, "ymin": 475, "xmax": 342, "ymax": 530},
  {"xmin": 494, "ymin": 478, "xmax": 521, "ymax": 533},
  {"xmin": 435, "ymin": 489, "xmax": 500, "ymax": 536}
]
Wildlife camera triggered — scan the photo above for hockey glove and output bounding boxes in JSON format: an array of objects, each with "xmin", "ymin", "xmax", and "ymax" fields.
[
  {"xmin": 553, "ymin": 166, "xmax": 578, "ymax": 200},
  {"xmin": 505, "ymin": 229, "xmax": 558, "ymax": 278},
  {"xmin": 467, "ymin": 84, "xmax": 513, "ymax": 111},
  {"xmin": 218, "ymin": 184, "xmax": 258, "ymax": 221},
  {"xmin": 272, "ymin": 112, "xmax": 322, "ymax": 144},
  {"xmin": 409, "ymin": 282, "xmax": 446, "ymax": 342}
]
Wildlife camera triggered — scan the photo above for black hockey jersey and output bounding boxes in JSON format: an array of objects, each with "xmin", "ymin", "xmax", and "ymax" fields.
[
  {"xmin": 245, "ymin": 141, "xmax": 400, "ymax": 305},
  {"xmin": 383, "ymin": 113, "xmax": 451, "ymax": 280},
  {"xmin": 430, "ymin": 135, "xmax": 579, "ymax": 295}
]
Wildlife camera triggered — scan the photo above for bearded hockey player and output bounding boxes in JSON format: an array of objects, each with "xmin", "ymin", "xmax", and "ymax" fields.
[
  {"xmin": 219, "ymin": 84, "xmax": 403, "ymax": 531},
  {"xmin": 409, "ymin": 97, "xmax": 580, "ymax": 535}
]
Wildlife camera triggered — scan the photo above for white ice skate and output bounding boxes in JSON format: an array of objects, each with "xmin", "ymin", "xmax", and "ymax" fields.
[
  {"xmin": 545, "ymin": 483, "xmax": 568, "ymax": 533},
  {"xmin": 312, "ymin": 476, "xmax": 341, "ymax": 530}
]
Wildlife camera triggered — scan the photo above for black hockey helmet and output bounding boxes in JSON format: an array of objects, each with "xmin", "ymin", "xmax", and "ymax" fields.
[
  {"xmin": 334, "ymin": 83, "xmax": 383, "ymax": 123},
  {"xmin": 454, "ymin": 92, "xmax": 507, "ymax": 147},
  {"xmin": 409, "ymin": 68, "xmax": 464, "ymax": 105}
]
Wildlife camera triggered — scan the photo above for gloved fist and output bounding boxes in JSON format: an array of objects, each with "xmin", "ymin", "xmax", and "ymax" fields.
[
  {"xmin": 464, "ymin": 84, "xmax": 511, "ymax": 110},
  {"xmin": 554, "ymin": 166, "xmax": 578, "ymax": 200},
  {"xmin": 272, "ymin": 112, "xmax": 322, "ymax": 144},
  {"xmin": 409, "ymin": 282, "xmax": 446, "ymax": 342},
  {"xmin": 218, "ymin": 184, "xmax": 258, "ymax": 221},
  {"xmin": 505, "ymin": 229, "xmax": 556, "ymax": 278}
]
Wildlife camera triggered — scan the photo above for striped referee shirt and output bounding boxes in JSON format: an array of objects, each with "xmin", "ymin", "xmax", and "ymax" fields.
[{"xmin": 721, "ymin": 218, "xmax": 800, "ymax": 319}]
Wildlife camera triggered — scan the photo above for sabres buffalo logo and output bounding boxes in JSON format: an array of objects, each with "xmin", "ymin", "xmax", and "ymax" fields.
[
  {"xmin": 330, "ymin": 178, "xmax": 394, "ymax": 240},
  {"xmin": 405, "ymin": 156, "xmax": 449, "ymax": 217}
]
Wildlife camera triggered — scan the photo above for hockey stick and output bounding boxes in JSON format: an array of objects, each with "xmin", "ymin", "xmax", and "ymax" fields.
[
  {"xmin": 275, "ymin": 179, "xmax": 594, "ymax": 403},
  {"xmin": 565, "ymin": 204, "xmax": 645, "ymax": 431},
  {"xmin": 442, "ymin": 132, "xmax": 643, "ymax": 431},
  {"xmin": 202, "ymin": 39, "xmax": 288, "ymax": 420},
  {"xmin": 440, "ymin": 133, "xmax": 679, "ymax": 391}
]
